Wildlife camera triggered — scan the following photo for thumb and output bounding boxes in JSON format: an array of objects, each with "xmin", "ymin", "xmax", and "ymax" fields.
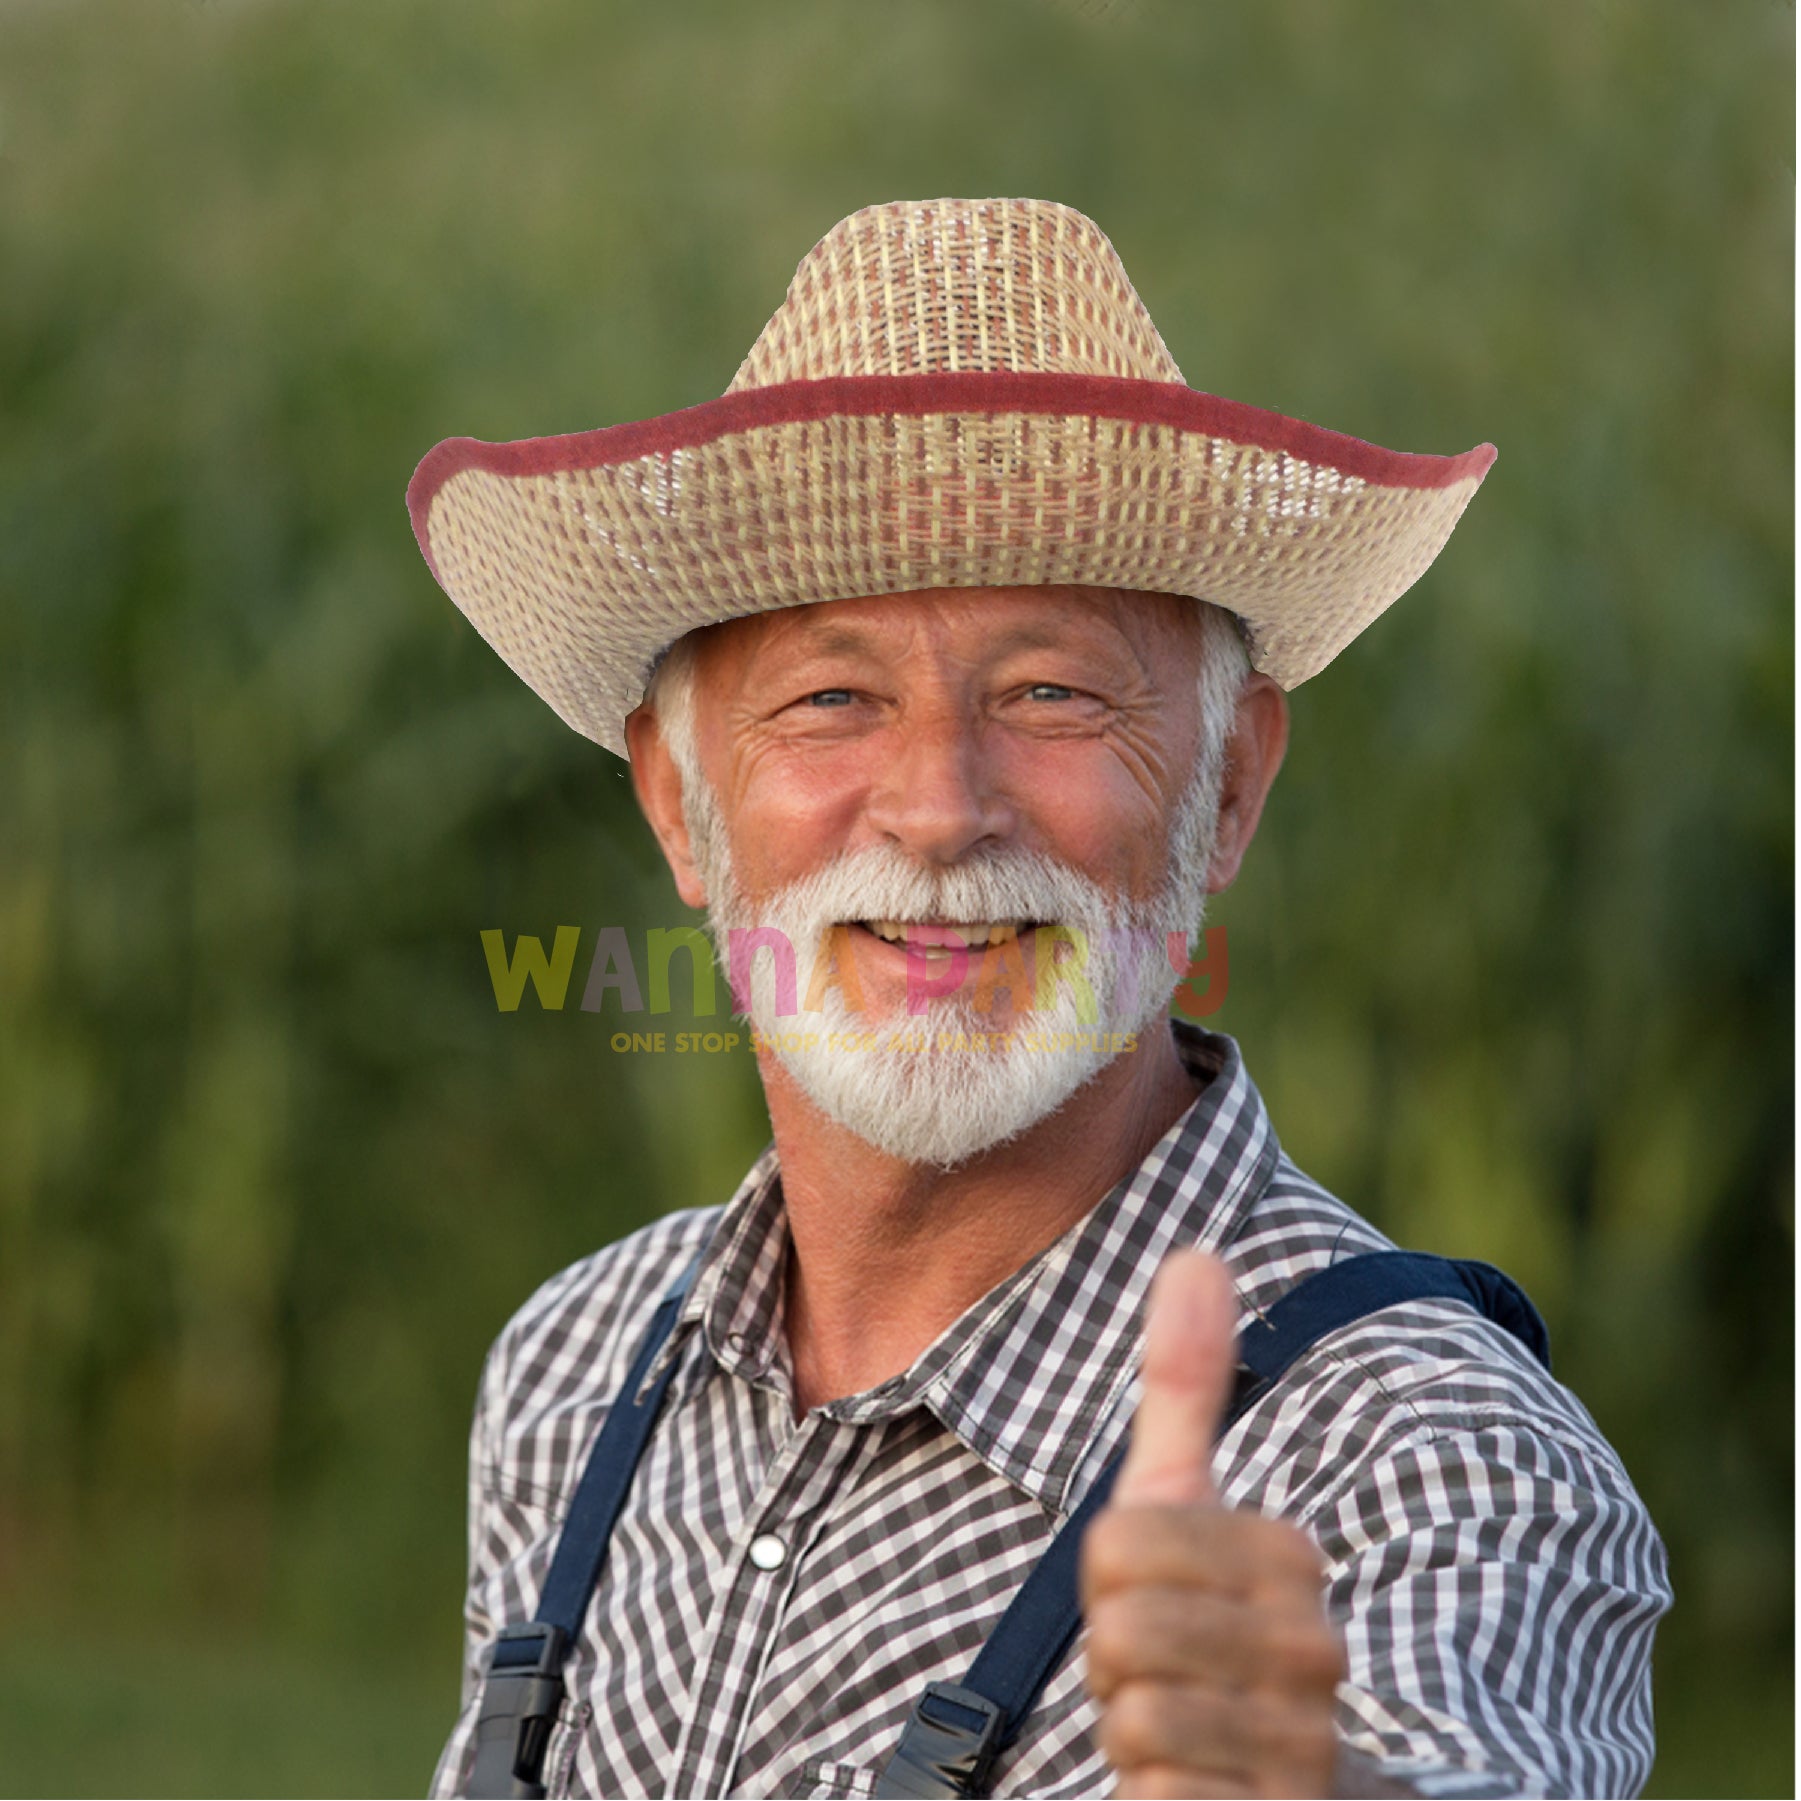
[{"xmin": 1112, "ymin": 1249, "xmax": 1239, "ymax": 1508}]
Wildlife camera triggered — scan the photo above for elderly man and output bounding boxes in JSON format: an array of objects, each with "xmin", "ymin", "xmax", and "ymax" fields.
[{"xmin": 408, "ymin": 199, "xmax": 1668, "ymax": 1799}]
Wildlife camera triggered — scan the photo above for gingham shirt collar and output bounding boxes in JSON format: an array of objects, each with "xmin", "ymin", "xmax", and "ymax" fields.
[{"xmin": 654, "ymin": 1023, "xmax": 1280, "ymax": 1515}]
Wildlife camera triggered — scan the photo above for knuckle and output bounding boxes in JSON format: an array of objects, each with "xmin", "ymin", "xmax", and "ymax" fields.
[
  {"xmin": 1244, "ymin": 1514, "xmax": 1325, "ymax": 1581},
  {"xmin": 1082, "ymin": 1510, "xmax": 1136, "ymax": 1592},
  {"xmin": 1233, "ymin": 1689, "xmax": 1339, "ymax": 1789},
  {"xmin": 1084, "ymin": 1596, "xmax": 1142, "ymax": 1677},
  {"xmin": 1239, "ymin": 1686, "xmax": 1313, "ymax": 1754},
  {"xmin": 1274, "ymin": 1520, "xmax": 1328, "ymax": 1582},
  {"xmin": 1132, "ymin": 1762, "xmax": 1204, "ymax": 1800},
  {"xmin": 1296, "ymin": 1552, "xmax": 1329, "ymax": 1594},
  {"xmin": 1312, "ymin": 1630, "xmax": 1350, "ymax": 1689},
  {"xmin": 1264, "ymin": 1617, "xmax": 1346, "ymax": 1689},
  {"xmin": 1098, "ymin": 1679, "xmax": 1175, "ymax": 1768},
  {"xmin": 1229, "ymin": 1687, "xmax": 1283, "ymax": 1752}
]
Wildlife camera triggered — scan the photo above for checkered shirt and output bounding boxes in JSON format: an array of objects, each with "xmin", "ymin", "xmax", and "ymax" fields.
[{"xmin": 432, "ymin": 1026, "xmax": 1670, "ymax": 1799}]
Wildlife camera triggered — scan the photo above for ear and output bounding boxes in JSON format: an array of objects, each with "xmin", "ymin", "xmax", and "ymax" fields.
[
  {"xmin": 624, "ymin": 703, "xmax": 711, "ymax": 909},
  {"xmin": 1206, "ymin": 673, "xmax": 1289, "ymax": 892}
]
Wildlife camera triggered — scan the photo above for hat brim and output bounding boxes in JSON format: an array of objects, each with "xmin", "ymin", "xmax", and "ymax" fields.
[{"xmin": 408, "ymin": 372, "xmax": 1495, "ymax": 759}]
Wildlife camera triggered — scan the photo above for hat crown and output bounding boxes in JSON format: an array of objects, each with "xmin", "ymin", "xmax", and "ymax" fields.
[{"xmin": 727, "ymin": 197, "xmax": 1187, "ymax": 392}]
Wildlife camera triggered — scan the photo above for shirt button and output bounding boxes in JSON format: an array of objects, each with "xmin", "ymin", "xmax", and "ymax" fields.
[{"xmin": 748, "ymin": 1533, "xmax": 788, "ymax": 1571}]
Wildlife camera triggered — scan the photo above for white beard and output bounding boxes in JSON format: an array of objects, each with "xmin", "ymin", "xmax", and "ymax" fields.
[{"xmin": 685, "ymin": 770, "xmax": 1222, "ymax": 1169}]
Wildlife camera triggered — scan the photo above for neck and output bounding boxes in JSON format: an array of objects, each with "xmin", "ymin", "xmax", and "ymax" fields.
[{"xmin": 765, "ymin": 1021, "xmax": 1205, "ymax": 1414}]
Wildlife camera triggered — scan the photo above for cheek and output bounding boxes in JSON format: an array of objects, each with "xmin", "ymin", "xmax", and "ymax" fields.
[
  {"xmin": 993, "ymin": 742, "xmax": 1179, "ymax": 878},
  {"xmin": 726, "ymin": 745, "xmax": 877, "ymax": 875}
]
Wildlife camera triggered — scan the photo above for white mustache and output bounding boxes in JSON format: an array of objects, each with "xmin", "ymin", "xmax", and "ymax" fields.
[{"xmin": 729, "ymin": 840, "xmax": 1149, "ymax": 941}]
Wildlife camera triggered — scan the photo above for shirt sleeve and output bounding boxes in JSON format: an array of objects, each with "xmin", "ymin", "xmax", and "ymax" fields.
[{"xmin": 1307, "ymin": 1414, "xmax": 1672, "ymax": 1799}]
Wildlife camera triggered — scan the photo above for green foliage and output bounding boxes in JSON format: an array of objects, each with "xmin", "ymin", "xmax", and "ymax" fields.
[{"xmin": 0, "ymin": 1, "xmax": 1789, "ymax": 1793}]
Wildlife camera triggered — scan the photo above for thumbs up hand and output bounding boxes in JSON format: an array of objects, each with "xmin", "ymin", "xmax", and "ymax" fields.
[{"xmin": 1082, "ymin": 1252, "xmax": 1346, "ymax": 1799}]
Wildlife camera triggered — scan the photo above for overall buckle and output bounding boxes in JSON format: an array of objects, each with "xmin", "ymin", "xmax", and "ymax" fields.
[
  {"xmin": 465, "ymin": 1622, "xmax": 570, "ymax": 1800},
  {"xmin": 875, "ymin": 1681, "xmax": 1007, "ymax": 1799}
]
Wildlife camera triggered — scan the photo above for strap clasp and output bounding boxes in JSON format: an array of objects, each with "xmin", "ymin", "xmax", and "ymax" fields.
[
  {"xmin": 466, "ymin": 1622, "xmax": 570, "ymax": 1800},
  {"xmin": 875, "ymin": 1681, "xmax": 1007, "ymax": 1799}
]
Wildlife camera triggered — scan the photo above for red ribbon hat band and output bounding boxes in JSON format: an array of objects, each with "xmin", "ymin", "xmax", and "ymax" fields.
[{"xmin": 408, "ymin": 198, "xmax": 1496, "ymax": 760}]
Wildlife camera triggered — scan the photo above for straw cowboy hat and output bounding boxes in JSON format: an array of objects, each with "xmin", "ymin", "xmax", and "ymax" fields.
[{"xmin": 407, "ymin": 197, "xmax": 1495, "ymax": 759}]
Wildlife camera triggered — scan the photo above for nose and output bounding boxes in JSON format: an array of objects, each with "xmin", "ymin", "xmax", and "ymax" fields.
[{"xmin": 863, "ymin": 704, "xmax": 1017, "ymax": 865}]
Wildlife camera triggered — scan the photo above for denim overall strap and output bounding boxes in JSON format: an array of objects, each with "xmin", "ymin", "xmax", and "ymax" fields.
[{"xmin": 465, "ymin": 1252, "xmax": 702, "ymax": 1799}]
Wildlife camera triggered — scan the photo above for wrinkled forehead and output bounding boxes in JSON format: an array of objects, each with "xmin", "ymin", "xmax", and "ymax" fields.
[{"xmin": 676, "ymin": 583, "xmax": 1212, "ymax": 682}]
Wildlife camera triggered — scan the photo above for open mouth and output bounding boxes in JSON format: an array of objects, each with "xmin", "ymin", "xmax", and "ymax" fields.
[{"xmin": 852, "ymin": 919, "xmax": 1039, "ymax": 961}]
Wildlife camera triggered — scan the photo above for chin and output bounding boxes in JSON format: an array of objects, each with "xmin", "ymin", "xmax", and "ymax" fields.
[{"xmin": 765, "ymin": 989, "xmax": 1147, "ymax": 1170}]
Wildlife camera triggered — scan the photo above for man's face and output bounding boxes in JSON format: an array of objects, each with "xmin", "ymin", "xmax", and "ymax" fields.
[{"xmin": 634, "ymin": 584, "xmax": 1250, "ymax": 1166}]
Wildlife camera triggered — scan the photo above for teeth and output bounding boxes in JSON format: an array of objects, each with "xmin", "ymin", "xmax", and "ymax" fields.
[
  {"xmin": 969, "ymin": 923, "xmax": 1022, "ymax": 948},
  {"xmin": 864, "ymin": 920, "xmax": 1025, "ymax": 947}
]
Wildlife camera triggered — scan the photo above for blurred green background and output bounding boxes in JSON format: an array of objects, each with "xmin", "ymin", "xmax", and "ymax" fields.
[{"xmin": 0, "ymin": 1, "xmax": 1791, "ymax": 1794}]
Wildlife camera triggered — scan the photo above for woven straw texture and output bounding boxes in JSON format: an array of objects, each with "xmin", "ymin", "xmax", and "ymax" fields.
[
  {"xmin": 411, "ymin": 199, "xmax": 1494, "ymax": 758},
  {"xmin": 728, "ymin": 199, "xmax": 1184, "ymax": 388}
]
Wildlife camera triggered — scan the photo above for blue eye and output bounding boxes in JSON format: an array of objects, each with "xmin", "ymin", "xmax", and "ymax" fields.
[
  {"xmin": 806, "ymin": 689, "xmax": 854, "ymax": 707},
  {"xmin": 1027, "ymin": 683, "xmax": 1076, "ymax": 701}
]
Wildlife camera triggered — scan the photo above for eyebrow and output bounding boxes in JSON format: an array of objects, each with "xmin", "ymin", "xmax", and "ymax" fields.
[{"xmin": 787, "ymin": 623, "xmax": 885, "ymax": 658}]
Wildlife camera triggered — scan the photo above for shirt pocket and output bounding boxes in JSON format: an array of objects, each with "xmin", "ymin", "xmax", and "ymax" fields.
[{"xmin": 795, "ymin": 1761, "xmax": 881, "ymax": 1799}]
